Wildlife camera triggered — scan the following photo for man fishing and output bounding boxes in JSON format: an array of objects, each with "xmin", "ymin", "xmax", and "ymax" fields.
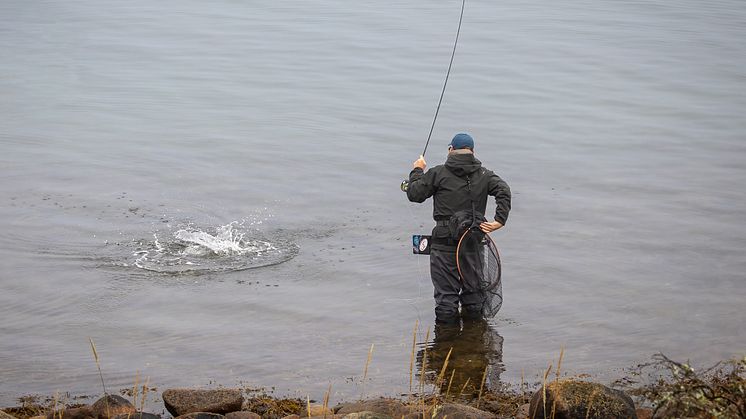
[{"xmin": 406, "ymin": 133, "xmax": 511, "ymax": 324}]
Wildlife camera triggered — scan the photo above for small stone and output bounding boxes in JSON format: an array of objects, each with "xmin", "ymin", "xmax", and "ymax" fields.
[
  {"xmin": 1, "ymin": 412, "xmax": 19, "ymax": 419},
  {"xmin": 280, "ymin": 416, "xmax": 300, "ymax": 419},
  {"xmin": 224, "ymin": 413, "xmax": 260, "ymax": 419},
  {"xmin": 173, "ymin": 414, "xmax": 225, "ymax": 419},
  {"xmin": 92, "ymin": 395, "xmax": 136, "ymax": 419},
  {"xmin": 162, "ymin": 389, "xmax": 243, "ymax": 417}
]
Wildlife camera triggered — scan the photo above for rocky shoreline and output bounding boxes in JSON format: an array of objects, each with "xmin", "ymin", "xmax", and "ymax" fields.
[
  {"xmin": 2, "ymin": 354, "xmax": 744, "ymax": 419},
  {"xmin": 0, "ymin": 381, "xmax": 648, "ymax": 419}
]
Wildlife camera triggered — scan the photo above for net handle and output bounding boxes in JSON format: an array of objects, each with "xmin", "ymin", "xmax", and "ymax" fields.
[{"xmin": 455, "ymin": 227, "xmax": 473, "ymax": 282}]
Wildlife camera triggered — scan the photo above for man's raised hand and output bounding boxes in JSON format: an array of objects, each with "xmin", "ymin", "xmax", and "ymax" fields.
[{"xmin": 413, "ymin": 155, "xmax": 427, "ymax": 170}]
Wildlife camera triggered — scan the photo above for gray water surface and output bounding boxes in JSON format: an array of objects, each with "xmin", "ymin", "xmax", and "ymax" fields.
[{"xmin": 1, "ymin": 0, "xmax": 745, "ymax": 405}]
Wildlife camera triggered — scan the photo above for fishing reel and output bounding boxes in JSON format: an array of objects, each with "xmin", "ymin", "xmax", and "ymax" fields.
[{"xmin": 400, "ymin": 179, "xmax": 409, "ymax": 192}]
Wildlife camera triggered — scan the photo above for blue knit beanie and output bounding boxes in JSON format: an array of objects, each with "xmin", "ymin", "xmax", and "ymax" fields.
[{"xmin": 449, "ymin": 133, "xmax": 474, "ymax": 149}]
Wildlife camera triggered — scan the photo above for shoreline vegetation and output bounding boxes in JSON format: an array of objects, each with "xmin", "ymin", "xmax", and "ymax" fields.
[{"xmin": 2, "ymin": 353, "xmax": 743, "ymax": 419}]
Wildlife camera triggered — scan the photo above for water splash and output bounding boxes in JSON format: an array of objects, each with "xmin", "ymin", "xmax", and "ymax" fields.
[{"xmin": 133, "ymin": 221, "xmax": 298, "ymax": 274}]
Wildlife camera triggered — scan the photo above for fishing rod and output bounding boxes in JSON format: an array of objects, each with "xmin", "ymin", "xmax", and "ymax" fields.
[{"xmin": 401, "ymin": 0, "xmax": 466, "ymax": 193}]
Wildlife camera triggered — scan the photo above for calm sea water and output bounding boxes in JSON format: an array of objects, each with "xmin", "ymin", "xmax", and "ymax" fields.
[{"xmin": 1, "ymin": 0, "xmax": 745, "ymax": 406}]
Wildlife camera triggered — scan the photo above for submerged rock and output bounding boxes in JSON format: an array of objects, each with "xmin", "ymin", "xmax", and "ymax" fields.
[
  {"xmin": 162, "ymin": 389, "xmax": 243, "ymax": 417},
  {"xmin": 528, "ymin": 380, "xmax": 637, "ymax": 419},
  {"xmin": 92, "ymin": 395, "xmax": 136, "ymax": 419}
]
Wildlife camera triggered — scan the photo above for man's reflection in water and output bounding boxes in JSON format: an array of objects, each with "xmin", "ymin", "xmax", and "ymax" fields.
[{"xmin": 416, "ymin": 319, "xmax": 504, "ymax": 398}]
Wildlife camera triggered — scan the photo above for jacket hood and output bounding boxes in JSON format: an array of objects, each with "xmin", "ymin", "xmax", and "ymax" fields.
[{"xmin": 444, "ymin": 152, "xmax": 482, "ymax": 177}]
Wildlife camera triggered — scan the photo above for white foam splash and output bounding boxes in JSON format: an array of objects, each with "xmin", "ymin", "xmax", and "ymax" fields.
[
  {"xmin": 173, "ymin": 222, "xmax": 276, "ymax": 255},
  {"xmin": 131, "ymin": 220, "xmax": 296, "ymax": 274}
]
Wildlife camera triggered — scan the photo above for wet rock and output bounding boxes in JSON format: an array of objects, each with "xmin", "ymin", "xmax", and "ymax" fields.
[
  {"xmin": 300, "ymin": 405, "xmax": 334, "ymax": 417},
  {"xmin": 112, "ymin": 413, "xmax": 160, "ymax": 419},
  {"xmin": 162, "ymin": 389, "xmax": 243, "ymax": 417},
  {"xmin": 431, "ymin": 403, "xmax": 495, "ymax": 419},
  {"xmin": 341, "ymin": 412, "xmax": 392, "ymax": 419},
  {"xmin": 1, "ymin": 412, "xmax": 19, "ymax": 419},
  {"xmin": 528, "ymin": 380, "xmax": 637, "ymax": 419},
  {"xmin": 334, "ymin": 399, "xmax": 407, "ymax": 418},
  {"xmin": 92, "ymin": 395, "xmax": 136, "ymax": 419},
  {"xmin": 47, "ymin": 406, "xmax": 97, "ymax": 419},
  {"xmin": 224, "ymin": 413, "xmax": 260, "ymax": 419}
]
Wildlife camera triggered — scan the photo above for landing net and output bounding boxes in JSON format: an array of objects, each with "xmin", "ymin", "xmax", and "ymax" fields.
[{"xmin": 456, "ymin": 228, "xmax": 503, "ymax": 318}]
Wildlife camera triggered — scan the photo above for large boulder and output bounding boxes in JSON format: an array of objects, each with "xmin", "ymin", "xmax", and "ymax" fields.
[
  {"xmin": 334, "ymin": 399, "xmax": 407, "ymax": 418},
  {"xmin": 162, "ymin": 389, "xmax": 243, "ymax": 417},
  {"xmin": 92, "ymin": 395, "xmax": 136, "ymax": 419},
  {"xmin": 529, "ymin": 380, "xmax": 637, "ymax": 419},
  {"xmin": 431, "ymin": 403, "xmax": 496, "ymax": 419}
]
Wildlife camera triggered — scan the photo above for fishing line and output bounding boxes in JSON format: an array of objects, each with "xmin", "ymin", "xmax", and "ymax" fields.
[
  {"xmin": 401, "ymin": 0, "xmax": 466, "ymax": 193},
  {"xmin": 422, "ymin": 0, "xmax": 466, "ymax": 158}
]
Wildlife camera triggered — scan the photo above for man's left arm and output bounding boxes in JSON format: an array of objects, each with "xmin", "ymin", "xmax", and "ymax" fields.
[{"xmin": 481, "ymin": 172, "xmax": 511, "ymax": 233}]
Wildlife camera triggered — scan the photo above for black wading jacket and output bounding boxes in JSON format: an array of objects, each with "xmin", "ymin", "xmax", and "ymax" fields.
[{"xmin": 407, "ymin": 151, "xmax": 511, "ymax": 249}]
